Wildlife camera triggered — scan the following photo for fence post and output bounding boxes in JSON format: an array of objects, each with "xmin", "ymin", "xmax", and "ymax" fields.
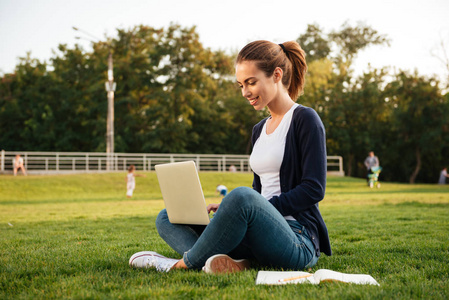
[
  {"xmin": 1, "ymin": 150, "xmax": 4, "ymax": 172},
  {"xmin": 56, "ymin": 153, "xmax": 59, "ymax": 171}
]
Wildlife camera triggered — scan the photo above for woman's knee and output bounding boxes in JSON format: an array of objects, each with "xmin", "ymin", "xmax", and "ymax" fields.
[
  {"xmin": 155, "ymin": 209, "xmax": 169, "ymax": 231},
  {"xmin": 221, "ymin": 186, "xmax": 264, "ymax": 208}
]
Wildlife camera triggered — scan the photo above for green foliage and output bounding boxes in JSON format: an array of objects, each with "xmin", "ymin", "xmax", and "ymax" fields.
[
  {"xmin": 299, "ymin": 22, "xmax": 448, "ymax": 183},
  {"xmin": 383, "ymin": 71, "xmax": 449, "ymax": 183},
  {"xmin": 0, "ymin": 24, "xmax": 246, "ymax": 154},
  {"xmin": 1, "ymin": 173, "xmax": 448, "ymax": 299},
  {"xmin": 329, "ymin": 21, "xmax": 391, "ymax": 65},
  {"xmin": 1, "ymin": 22, "xmax": 448, "ymax": 182},
  {"xmin": 297, "ymin": 24, "xmax": 331, "ymax": 62}
]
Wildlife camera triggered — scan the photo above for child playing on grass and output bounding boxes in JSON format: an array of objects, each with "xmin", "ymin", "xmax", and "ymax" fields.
[
  {"xmin": 216, "ymin": 184, "xmax": 228, "ymax": 197},
  {"xmin": 129, "ymin": 40, "xmax": 331, "ymax": 274},
  {"xmin": 126, "ymin": 165, "xmax": 145, "ymax": 198}
]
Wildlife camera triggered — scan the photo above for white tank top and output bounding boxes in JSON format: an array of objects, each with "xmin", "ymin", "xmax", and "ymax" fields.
[{"xmin": 250, "ymin": 104, "xmax": 298, "ymax": 221}]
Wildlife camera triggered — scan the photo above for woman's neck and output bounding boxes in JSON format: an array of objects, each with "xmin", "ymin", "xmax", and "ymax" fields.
[
  {"xmin": 265, "ymin": 93, "xmax": 296, "ymax": 135},
  {"xmin": 267, "ymin": 94, "xmax": 295, "ymax": 120}
]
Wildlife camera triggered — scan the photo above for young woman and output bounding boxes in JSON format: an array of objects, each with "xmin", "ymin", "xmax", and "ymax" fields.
[{"xmin": 129, "ymin": 40, "xmax": 331, "ymax": 273}]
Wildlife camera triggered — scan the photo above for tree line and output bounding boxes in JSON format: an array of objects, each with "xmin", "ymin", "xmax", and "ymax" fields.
[{"xmin": 1, "ymin": 23, "xmax": 448, "ymax": 183}]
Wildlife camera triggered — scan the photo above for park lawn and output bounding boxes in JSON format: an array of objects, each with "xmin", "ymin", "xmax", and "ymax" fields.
[{"xmin": 0, "ymin": 173, "xmax": 448, "ymax": 299}]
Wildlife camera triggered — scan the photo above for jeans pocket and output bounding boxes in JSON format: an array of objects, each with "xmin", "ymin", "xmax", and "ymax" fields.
[
  {"xmin": 305, "ymin": 254, "xmax": 318, "ymax": 269},
  {"xmin": 301, "ymin": 230, "xmax": 318, "ymax": 269},
  {"xmin": 294, "ymin": 227, "xmax": 317, "ymax": 269}
]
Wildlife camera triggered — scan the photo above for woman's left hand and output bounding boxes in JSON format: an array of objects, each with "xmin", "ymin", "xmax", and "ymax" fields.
[{"xmin": 207, "ymin": 203, "xmax": 220, "ymax": 213}]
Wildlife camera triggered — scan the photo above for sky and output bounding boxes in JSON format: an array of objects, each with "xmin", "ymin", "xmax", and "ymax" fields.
[{"xmin": 1, "ymin": 0, "xmax": 449, "ymax": 82}]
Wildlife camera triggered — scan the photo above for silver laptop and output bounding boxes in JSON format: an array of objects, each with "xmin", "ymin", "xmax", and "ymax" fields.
[{"xmin": 155, "ymin": 161, "xmax": 210, "ymax": 225}]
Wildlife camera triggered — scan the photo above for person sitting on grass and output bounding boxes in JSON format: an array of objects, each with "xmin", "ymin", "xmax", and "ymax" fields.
[
  {"xmin": 13, "ymin": 154, "xmax": 27, "ymax": 176},
  {"xmin": 216, "ymin": 184, "xmax": 228, "ymax": 198},
  {"xmin": 129, "ymin": 40, "xmax": 332, "ymax": 273}
]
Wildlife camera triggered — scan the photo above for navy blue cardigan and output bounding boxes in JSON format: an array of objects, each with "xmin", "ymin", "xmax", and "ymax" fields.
[{"xmin": 251, "ymin": 105, "xmax": 332, "ymax": 256}]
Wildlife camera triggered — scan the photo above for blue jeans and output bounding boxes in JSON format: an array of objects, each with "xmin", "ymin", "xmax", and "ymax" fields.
[{"xmin": 156, "ymin": 186, "xmax": 318, "ymax": 270}]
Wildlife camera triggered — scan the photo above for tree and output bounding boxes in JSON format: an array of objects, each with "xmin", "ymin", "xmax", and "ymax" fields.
[
  {"xmin": 0, "ymin": 54, "xmax": 56, "ymax": 151},
  {"xmin": 297, "ymin": 24, "xmax": 331, "ymax": 63},
  {"xmin": 297, "ymin": 21, "xmax": 391, "ymax": 176},
  {"xmin": 329, "ymin": 21, "xmax": 390, "ymax": 68},
  {"xmin": 430, "ymin": 34, "xmax": 449, "ymax": 87},
  {"xmin": 110, "ymin": 24, "xmax": 240, "ymax": 153},
  {"xmin": 0, "ymin": 24, "xmax": 250, "ymax": 154},
  {"xmin": 2, "ymin": 22, "xmax": 448, "ymax": 183},
  {"xmin": 384, "ymin": 71, "xmax": 449, "ymax": 183}
]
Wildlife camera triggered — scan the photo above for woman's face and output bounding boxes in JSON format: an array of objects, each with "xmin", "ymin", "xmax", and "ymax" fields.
[{"xmin": 235, "ymin": 61, "xmax": 277, "ymax": 111}]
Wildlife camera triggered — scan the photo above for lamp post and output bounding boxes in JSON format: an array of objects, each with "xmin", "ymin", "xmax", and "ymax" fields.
[
  {"xmin": 105, "ymin": 51, "xmax": 116, "ymax": 171},
  {"xmin": 73, "ymin": 27, "xmax": 116, "ymax": 170}
]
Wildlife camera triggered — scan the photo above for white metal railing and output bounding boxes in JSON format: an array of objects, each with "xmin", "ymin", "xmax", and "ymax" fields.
[
  {"xmin": 1, "ymin": 150, "xmax": 344, "ymax": 176},
  {"xmin": 326, "ymin": 155, "xmax": 345, "ymax": 176}
]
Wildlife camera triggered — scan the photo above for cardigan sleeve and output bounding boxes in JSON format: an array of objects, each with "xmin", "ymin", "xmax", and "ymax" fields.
[{"xmin": 268, "ymin": 107, "xmax": 327, "ymax": 215}]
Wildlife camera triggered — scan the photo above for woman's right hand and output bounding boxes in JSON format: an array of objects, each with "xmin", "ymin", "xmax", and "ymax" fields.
[{"xmin": 207, "ymin": 203, "xmax": 220, "ymax": 213}]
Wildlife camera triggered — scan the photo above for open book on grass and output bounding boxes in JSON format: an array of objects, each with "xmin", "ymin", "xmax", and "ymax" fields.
[{"xmin": 255, "ymin": 269, "xmax": 379, "ymax": 286}]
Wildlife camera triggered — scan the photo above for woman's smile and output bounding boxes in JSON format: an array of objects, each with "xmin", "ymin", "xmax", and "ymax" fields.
[{"xmin": 248, "ymin": 96, "xmax": 260, "ymax": 106}]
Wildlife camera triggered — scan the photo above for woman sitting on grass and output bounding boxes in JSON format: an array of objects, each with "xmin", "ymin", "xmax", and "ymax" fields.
[{"xmin": 129, "ymin": 40, "xmax": 332, "ymax": 273}]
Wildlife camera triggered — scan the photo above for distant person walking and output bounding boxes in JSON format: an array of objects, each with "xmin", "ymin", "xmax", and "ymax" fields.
[
  {"xmin": 364, "ymin": 151, "xmax": 379, "ymax": 184},
  {"xmin": 438, "ymin": 167, "xmax": 449, "ymax": 184},
  {"xmin": 364, "ymin": 151, "xmax": 379, "ymax": 170},
  {"xmin": 13, "ymin": 154, "xmax": 27, "ymax": 176}
]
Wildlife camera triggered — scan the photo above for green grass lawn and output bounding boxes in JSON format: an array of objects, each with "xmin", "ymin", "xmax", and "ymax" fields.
[{"xmin": 1, "ymin": 173, "xmax": 448, "ymax": 299}]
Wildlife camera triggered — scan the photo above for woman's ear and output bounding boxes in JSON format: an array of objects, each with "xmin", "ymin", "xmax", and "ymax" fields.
[{"xmin": 273, "ymin": 67, "xmax": 283, "ymax": 83}]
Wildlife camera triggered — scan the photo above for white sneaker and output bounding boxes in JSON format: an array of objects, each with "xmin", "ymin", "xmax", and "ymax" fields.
[
  {"xmin": 203, "ymin": 254, "xmax": 250, "ymax": 274},
  {"xmin": 129, "ymin": 251, "xmax": 179, "ymax": 272}
]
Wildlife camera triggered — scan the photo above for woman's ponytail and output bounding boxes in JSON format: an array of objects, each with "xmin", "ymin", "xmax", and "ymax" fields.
[{"xmin": 279, "ymin": 41, "xmax": 307, "ymax": 100}]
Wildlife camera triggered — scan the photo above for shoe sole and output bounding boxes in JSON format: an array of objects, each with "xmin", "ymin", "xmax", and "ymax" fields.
[{"xmin": 204, "ymin": 254, "xmax": 250, "ymax": 274}]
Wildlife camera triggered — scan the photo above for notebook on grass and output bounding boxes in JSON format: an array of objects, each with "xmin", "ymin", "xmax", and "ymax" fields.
[
  {"xmin": 155, "ymin": 160, "xmax": 210, "ymax": 225},
  {"xmin": 255, "ymin": 269, "xmax": 379, "ymax": 285}
]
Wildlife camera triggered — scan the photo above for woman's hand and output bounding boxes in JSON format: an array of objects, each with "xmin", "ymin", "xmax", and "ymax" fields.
[{"xmin": 207, "ymin": 203, "xmax": 220, "ymax": 213}]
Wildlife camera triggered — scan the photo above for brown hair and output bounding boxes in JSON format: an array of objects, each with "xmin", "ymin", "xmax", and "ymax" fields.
[
  {"xmin": 236, "ymin": 40, "xmax": 307, "ymax": 100},
  {"xmin": 128, "ymin": 165, "xmax": 135, "ymax": 172}
]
